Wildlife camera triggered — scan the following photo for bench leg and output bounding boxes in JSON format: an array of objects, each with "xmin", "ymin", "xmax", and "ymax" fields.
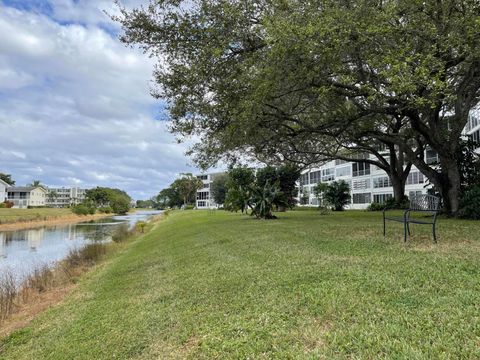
[
  {"xmin": 433, "ymin": 223, "xmax": 437, "ymax": 243},
  {"xmin": 407, "ymin": 222, "xmax": 411, "ymax": 236},
  {"xmin": 404, "ymin": 221, "xmax": 407, "ymax": 242},
  {"xmin": 383, "ymin": 217, "xmax": 386, "ymax": 237}
]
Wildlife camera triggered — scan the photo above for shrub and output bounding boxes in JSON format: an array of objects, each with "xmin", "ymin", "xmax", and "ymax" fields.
[
  {"xmin": 367, "ymin": 202, "xmax": 385, "ymax": 211},
  {"xmin": 112, "ymin": 224, "xmax": 134, "ymax": 243},
  {"xmin": 459, "ymin": 186, "xmax": 480, "ymax": 219},
  {"xmin": 184, "ymin": 204, "xmax": 195, "ymax": 210},
  {"xmin": 323, "ymin": 181, "xmax": 351, "ymax": 211},
  {"xmin": 4, "ymin": 201, "xmax": 13, "ymax": 208},
  {"xmin": 0, "ymin": 203, "xmax": 5, "ymax": 208},
  {"xmin": 98, "ymin": 206, "xmax": 113, "ymax": 214},
  {"xmin": 111, "ymin": 197, "xmax": 130, "ymax": 215},
  {"xmin": 72, "ymin": 202, "xmax": 96, "ymax": 215},
  {"xmin": 367, "ymin": 197, "xmax": 410, "ymax": 211}
]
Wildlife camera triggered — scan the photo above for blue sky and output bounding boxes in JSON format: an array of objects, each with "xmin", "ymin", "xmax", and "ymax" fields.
[{"xmin": 0, "ymin": 0, "xmax": 199, "ymax": 200}]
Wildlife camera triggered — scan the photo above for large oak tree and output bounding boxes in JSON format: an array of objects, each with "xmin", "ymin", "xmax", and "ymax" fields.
[{"xmin": 116, "ymin": 0, "xmax": 480, "ymax": 215}]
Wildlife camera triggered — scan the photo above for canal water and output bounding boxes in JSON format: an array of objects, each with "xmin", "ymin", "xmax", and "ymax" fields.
[{"xmin": 0, "ymin": 210, "xmax": 161, "ymax": 282}]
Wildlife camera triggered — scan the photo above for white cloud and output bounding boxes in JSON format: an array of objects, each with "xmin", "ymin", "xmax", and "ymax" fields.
[{"xmin": 0, "ymin": 1, "xmax": 197, "ymax": 199}]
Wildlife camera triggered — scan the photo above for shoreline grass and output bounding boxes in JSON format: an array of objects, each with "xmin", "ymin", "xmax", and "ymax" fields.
[
  {"xmin": 1, "ymin": 210, "xmax": 479, "ymax": 358},
  {"xmin": 0, "ymin": 208, "xmax": 73, "ymax": 225},
  {"xmin": 0, "ymin": 217, "xmax": 160, "ymax": 337}
]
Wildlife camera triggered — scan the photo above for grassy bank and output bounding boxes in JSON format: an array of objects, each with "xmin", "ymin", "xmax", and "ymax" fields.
[
  {"xmin": 1, "ymin": 210, "xmax": 479, "ymax": 358},
  {"xmin": 0, "ymin": 208, "xmax": 72, "ymax": 224}
]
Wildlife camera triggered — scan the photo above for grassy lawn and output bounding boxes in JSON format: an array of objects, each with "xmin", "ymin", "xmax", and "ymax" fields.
[
  {"xmin": 0, "ymin": 208, "xmax": 73, "ymax": 224},
  {"xmin": 1, "ymin": 210, "xmax": 479, "ymax": 359}
]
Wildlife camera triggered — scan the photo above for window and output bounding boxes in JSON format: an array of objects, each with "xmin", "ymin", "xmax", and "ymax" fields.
[
  {"xmin": 196, "ymin": 192, "xmax": 209, "ymax": 200},
  {"xmin": 197, "ymin": 201, "xmax": 206, "ymax": 207},
  {"xmin": 466, "ymin": 110, "xmax": 480, "ymax": 131},
  {"xmin": 202, "ymin": 183, "xmax": 210, "ymax": 189},
  {"xmin": 19, "ymin": 192, "xmax": 27, "ymax": 199},
  {"xmin": 352, "ymin": 162, "xmax": 370, "ymax": 177},
  {"xmin": 321, "ymin": 168, "xmax": 335, "ymax": 182},
  {"xmin": 353, "ymin": 193, "xmax": 371, "ymax": 204},
  {"xmin": 299, "ymin": 173, "xmax": 309, "ymax": 186},
  {"xmin": 310, "ymin": 198, "xmax": 319, "ymax": 206},
  {"xmin": 373, "ymin": 193, "xmax": 393, "ymax": 204},
  {"xmin": 406, "ymin": 171, "xmax": 424, "ymax": 185},
  {"xmin": 336, "ymin": 166, "xmax": 351, "ymax": 177},
  {"xmin": 196, "ymin": 175, "xmax": 208, "ymax": 180},
  {"xmin": 425, "ymin": 148, "xmax": 439, "ymax": 164},
  {"xmin": 471, "ymin": 129, "xmax": 480, "ymax": 145},
  {"xmin": 309, "ymin": 170, "xmax": 321, "ymax": 184},
  {"xmin": 373, "ymin": 176, "xmax": 392, "ymax": 188},
  {"xmin": 409, "ymin": 191, "xmax": 423, "ymax": 199},
  {"xmin": 353, "ymin": 179, "xmax": 370, "ymax": 190}
]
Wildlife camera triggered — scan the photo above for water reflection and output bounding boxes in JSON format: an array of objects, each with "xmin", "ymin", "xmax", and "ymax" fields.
[{"xmin": 0, "ymin": 210, "xmax": 161, "ymax": 281}]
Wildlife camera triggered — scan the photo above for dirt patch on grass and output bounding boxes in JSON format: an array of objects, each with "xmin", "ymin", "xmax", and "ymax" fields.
[{"xmin": 290, "ymin": 317, "xmax": 333, "ymax": 355}]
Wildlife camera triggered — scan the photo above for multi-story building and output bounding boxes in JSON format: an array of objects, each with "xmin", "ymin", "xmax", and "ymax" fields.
[
  {"xmin": 298, "ymin": 159, "xmax": 429, "ymax": 209},
  {"xmin": 195, "ymin": 172, "xmax": 226, "ymax": 209},
  {"xmin": 7, "ymin": 186, "xmax": 48, "ymax": 208},
  {"xmin": 194, "ymin": 110, "xmax": 480, "ymax": 210},
  {"xmin": 46, "ymin": 187, "xmax": 88, "ymax": 208},
  {"xmin": 0, "ymin": 179, "xmax": 10, "ymax": 202}
]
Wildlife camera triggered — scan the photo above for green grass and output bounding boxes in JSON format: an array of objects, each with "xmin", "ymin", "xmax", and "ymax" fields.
[
  {"xmin": 0, "ymin": 208, "xmax": 73, "ymax": 224},
  {"xmin": 1, "ymin": 210, "xmax": 480, "ymax": 359}
]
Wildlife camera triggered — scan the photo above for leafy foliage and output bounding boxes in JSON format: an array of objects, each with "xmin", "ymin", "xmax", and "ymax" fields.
[
  {"xmin": 85, "ymin": 187, "xmax": 131, "ymax": 214},
  {"xmin": 322, "ymin": 181, "xmax": 351, "ymax": 212},
  {"xmin": 0, "ymin": 173, "xmax": 15, "ymax": 185},
  {"xmin": 116, "ymin": 0, "xmax": 480, "ymax": 216},
  {"xmin": 171, "ymin": 173, "xmax": 204, "ymax": 207},
  {"xmin": 459, "ymin": 186, "xmax": 480, "ymax": 220},
  {"xmin": 210, "ymin": 174, "xmax": 228, "ymax": 205}
]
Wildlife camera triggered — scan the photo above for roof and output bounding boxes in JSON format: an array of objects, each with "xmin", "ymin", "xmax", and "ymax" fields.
[
  {"xmin": 8, "ymin": 186, "xmax": 48, "ymax": 193},
  {"xmin": 0, "ymin": 179, "xmax": 10, "ymax": 187}
]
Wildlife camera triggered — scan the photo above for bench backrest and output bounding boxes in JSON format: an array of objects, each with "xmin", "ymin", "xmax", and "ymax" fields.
[{"xmin": 410, "ymin": 194, "xmax": 440, "ymax": 212}]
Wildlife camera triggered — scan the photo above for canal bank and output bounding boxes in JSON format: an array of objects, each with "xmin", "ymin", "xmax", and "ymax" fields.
[
  {"xmin": 0, "ymin": 212, "xmax": 109, "ymax": 232},
  {"xmin": 0, "ymin": 211, "xmax": 163, "ymax": 336}
]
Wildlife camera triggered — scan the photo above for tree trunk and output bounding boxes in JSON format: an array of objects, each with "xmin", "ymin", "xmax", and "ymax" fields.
[
  {"xmin": 390, "ymin": 175, "xmax": 407, "ymax": 204},
  {"xmin": 440, "ymin": 158, "xmax": 462, "ymax": 216}
]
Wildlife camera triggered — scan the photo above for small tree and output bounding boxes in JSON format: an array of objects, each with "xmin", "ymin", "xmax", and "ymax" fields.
[
  {"xmin": 224, "ymin": 167, "xmax": 255, "ymax": 213},
  {"xmin": 313, "ymin": 182, "xmax": 330, "ymax": 214},
  {"xmin": 323, "ymin": 181, "xmax": 351, "ymax": 211},
  {"xmin": 171, "ymin": 173, "xmax": 204, "ymax": 207},
  {"xmin": 47, "ymin": 190, "xmax": 58, "ymax": 206},
  {"xmin": 0, "ymin": 173, "xmax": 15, "ymax": 185},
  {"xmin": 250, "ymin": 181, "xmax": 285, "ymax": 219},
  {"xmin": 210, "ymin": 173, "xmax": 228, "ymax": 206}
]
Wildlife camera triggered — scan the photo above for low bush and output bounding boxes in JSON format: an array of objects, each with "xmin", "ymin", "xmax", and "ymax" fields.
[
  {"xmin": 367, "ymin": 197, "xmax": 410, "ymax": 211},
  {"xmin": 184, "ymin": 204, "xmax": 195, "ymax": 210},
  {"xmin": 98, "ymin": 206, "xmax": 113, "ymax": 214},
  {"xmin": 112, "ymin": 223, "xmax": 135, "ymax": 243},
  {"xmin": 72, "ymin": 203, "xmax": 96, "ymax": 216},
  {"xmin": 459, "ymin": 186, "xmax": 480, "ymax": 219},
  {"xmin": 3, "ymin": 201, "xmax": 14, "ymax": 208}
]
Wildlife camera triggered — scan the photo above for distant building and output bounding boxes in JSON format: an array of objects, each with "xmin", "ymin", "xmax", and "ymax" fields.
[
  {"xmin": 7, "ymin": 186, "xmax": 48, "ymax": 208},
  {"xmin": 195, "ymin": 172, "xmax": 226, "ymax": 209},
  {"xmin": 46, "ymin": 187, "xmax": 88, "ymax": 208},
  {"xmin": 0, "ymin": 179, "xmax": 10, "ymax": 202}
]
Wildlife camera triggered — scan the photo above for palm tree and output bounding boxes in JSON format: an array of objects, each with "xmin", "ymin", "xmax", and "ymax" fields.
[{"xmin": 29, "ymin": 180, "xmax": 42, "ymax": 187}]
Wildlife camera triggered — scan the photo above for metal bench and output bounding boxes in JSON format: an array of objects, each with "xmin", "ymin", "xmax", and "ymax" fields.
[{"xmin": 383, "ymin": 194, "xmax": 440, "ymax": 242}]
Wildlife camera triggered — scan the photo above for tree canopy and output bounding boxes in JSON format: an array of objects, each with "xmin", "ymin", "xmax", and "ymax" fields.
[
  {"xmin": 116, "ymin": 0, "xmax": 480, "ymax": 215},
  {"xmin": 0, "ymin": 173, "xmax": 15, "ymax": 185}
]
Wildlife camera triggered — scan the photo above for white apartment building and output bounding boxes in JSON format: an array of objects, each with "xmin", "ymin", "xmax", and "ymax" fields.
[
  {"xmin": 196, "ymin": 172, "xmax": 225, "ymax": 209},
  {"xmin": 194, "ymin": 110, "xmax": 480, "ymax": 210},
  {"xmin": 7, "ymin": 186, "xmax": 48, "ymax": 208},
  {"xmin": 0, "ymin": 179, "xmax": 9, "ymax": 203},
  {"xmin": 299, "ymin": 159, "xmax": 429, "ymax": 209},
  {"xmin": 46, "ymin": 187, "xmax": 88, "ymax": 208}
]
